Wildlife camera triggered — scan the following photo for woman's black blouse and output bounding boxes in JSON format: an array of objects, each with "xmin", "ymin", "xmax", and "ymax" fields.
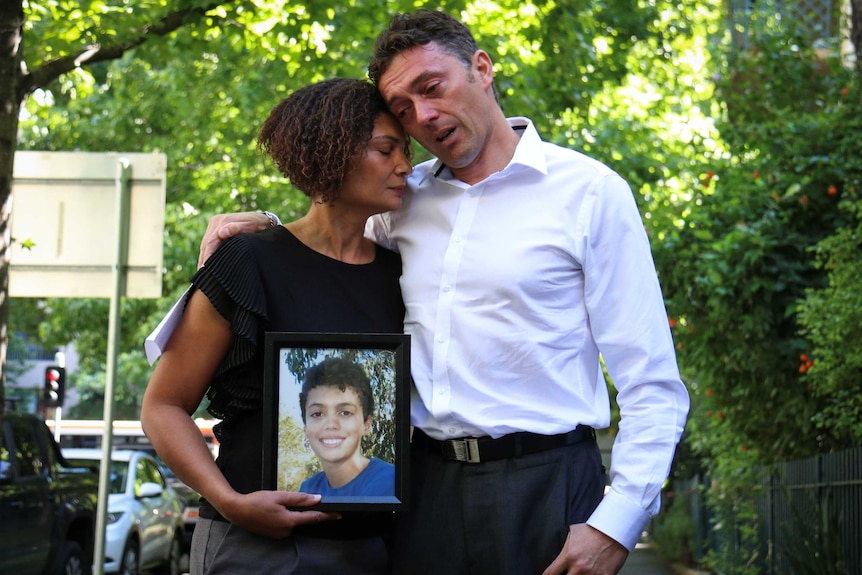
[{"xmin": 190, "ymin": 226, "xmax": 404, "ymax": 537}]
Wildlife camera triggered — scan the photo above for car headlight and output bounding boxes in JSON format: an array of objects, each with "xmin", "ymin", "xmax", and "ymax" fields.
[{"xmin": 106, "ymin": 511, "xmax": 125, "ymax": 524}]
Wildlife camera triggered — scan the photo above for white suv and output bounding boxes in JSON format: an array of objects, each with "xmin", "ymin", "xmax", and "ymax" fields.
[{"xmin": 62, "ymin": 448, "xmax": 184, "ymax": 575}]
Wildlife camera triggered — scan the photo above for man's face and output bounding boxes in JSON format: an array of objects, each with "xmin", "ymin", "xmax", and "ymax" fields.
[{"xmin": 377, "ymin": 42, "xmax": 495, "ymax": 176}]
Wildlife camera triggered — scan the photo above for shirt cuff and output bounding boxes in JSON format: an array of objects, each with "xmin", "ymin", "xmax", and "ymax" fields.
[{"xmin": 586, "ymin": 488, "xmax": 652, "ymax": 552}]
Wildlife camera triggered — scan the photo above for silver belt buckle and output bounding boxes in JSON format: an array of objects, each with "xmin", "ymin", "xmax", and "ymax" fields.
[{"xmin": 449, "ymin": 438, "xmax": 481, "ymax": 463}]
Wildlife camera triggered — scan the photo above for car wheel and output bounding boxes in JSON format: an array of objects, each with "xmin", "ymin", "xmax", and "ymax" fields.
[
  {"xmin": 153, "ymin": 532, "xmax": 183, "ymax": 575},
  {"xmin": 53, "ymin": 540, "xmax": 90, "ymax": 575},
  {"xmin": 118, "ymin": 537, "xmax": 140, "ymax": 575}
]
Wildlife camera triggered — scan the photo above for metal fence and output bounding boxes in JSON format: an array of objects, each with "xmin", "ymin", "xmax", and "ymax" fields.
[
  {"xmin": 755, "ymin": 446, "xmax": 862, "ymax": 574},
  {"xmin": 728, "ymin": 0, "xmax": 842, "ymax": 50},
  {"xmin": 671, "ymin": 446, "xmax": 861, "ymax": 573}
]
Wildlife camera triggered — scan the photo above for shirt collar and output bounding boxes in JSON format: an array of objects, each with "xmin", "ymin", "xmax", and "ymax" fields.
[{"xmin": 420, "ymin": 117, "xmax": 547, "ymax": 185}]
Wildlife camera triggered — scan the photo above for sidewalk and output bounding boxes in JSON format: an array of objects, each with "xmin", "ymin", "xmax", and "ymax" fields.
[{"xmin": 619, "ymin": 543, "xmax": 676, "ymax": 575}]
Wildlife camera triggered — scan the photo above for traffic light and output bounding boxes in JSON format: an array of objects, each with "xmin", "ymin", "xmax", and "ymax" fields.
[{"xmin": 43, "ymin": 366, "xmax": 66, "ymax": 408}]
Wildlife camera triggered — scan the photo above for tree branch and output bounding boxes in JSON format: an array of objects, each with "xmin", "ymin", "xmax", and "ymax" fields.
[{"xmin": 18, "ymin": 1, "xmax": 225, "ymax": 101}]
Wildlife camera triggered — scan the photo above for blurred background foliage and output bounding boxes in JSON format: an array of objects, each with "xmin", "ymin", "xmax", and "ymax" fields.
[
  {"xmin": 10, "ymin": 0, "xmax": 725, "ymax": 418},
  {"xmin": 5, "ymin": 0, "xmax": 862, "ymax": 570}
]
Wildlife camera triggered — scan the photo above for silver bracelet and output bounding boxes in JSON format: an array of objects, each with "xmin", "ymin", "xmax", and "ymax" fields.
[{"xmin": 262, "ymin": 211, "xmax": 281, "ymax": 227}]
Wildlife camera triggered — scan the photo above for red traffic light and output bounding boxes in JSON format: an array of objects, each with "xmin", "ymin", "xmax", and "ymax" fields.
[{"xmin": 43, "ymin": 365, "xmax": 66, "ymax": 407}]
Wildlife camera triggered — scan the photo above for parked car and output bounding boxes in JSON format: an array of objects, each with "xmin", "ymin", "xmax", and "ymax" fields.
[
  {"xmin": 0, "ymin": 412, "xmax": 99, "ymax": 575},
  {"xmin": 116, "ymin": 445, "xmax": 201, "ymax": 551},
  {"xmin": 47, "ymin": 417, "xmax": 215, "ymax": 551},
  {"xmin": 105, "ymin": 441, "xmax": 201, "ymax": 552},
  {"xmin": 62, "ymin": 448, "xmax": 184, "ymax": 575},
  {"xmin": 152, "ymin": 455, "xmax": 200, "ymax": 549}
]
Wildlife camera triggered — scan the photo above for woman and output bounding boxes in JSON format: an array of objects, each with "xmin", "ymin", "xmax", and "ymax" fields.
[
  {"xmin": 141, "ymin": 78, "xmax": 412, "ymax": 574},
  {"xmin": 298, "ymin": 357, "xmax": 395, "ymax": 497}
]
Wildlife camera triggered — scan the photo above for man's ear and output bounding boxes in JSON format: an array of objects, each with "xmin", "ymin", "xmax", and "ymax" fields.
[
  {"xmin": 364, "ymin": 416, "xmax": 373, "ymax": 434},
  {"xmin": 473, "ymin": 50, "xmax": 495, "ymax": 90}
]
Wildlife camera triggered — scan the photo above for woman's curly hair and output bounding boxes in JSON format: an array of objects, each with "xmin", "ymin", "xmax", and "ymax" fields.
[{"xmin": 258, "ymin": 78, "xmax": 407, "ymax": 204}]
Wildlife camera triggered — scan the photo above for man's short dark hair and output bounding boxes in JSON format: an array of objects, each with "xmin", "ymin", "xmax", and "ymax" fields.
[{"xmin": 368, "ymin": 9, "xmax": 479, "ymax": 86}]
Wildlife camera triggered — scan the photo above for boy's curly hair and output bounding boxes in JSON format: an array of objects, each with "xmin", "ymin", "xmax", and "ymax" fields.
[
  {"xmin": 299, "ymin": 357, "xmax": 374, "ymax": 424},
  {"xmin": 258, "ymin": 78, "xmax": 404, "ymax": 204}
]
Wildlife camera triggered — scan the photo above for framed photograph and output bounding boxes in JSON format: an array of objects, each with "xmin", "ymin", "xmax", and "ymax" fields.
[{"xmin": 262, "ymin": 332, "xmax": 410, "ymax": 511}]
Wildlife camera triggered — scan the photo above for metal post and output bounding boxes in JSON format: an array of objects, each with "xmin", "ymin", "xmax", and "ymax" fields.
[
  {"xmin": 93, "ymin": 159, "xmax": 132, "ymax": 575},
  {"xmin": 52, "ymin": 351, "xmax": 66, "ymax": 443}
]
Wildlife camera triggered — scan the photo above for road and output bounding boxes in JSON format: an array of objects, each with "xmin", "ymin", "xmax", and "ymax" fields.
[{"xmin": 619, "ymin": 543, "xmax": 678, "ymax": 575}]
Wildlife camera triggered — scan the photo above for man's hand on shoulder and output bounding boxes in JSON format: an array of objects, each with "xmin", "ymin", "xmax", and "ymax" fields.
[
  {"xmin": 543, "ymin": 523, "xmax": 628, "ymax": 575},
  {"xmin": 199, "ymin": 211, "xmax": 275, "ymax": 268}
]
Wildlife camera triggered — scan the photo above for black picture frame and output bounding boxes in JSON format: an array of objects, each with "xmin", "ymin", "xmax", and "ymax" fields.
[{"xmin": 262, "ymin": 332, "xmax": 410, "ymax": 511}]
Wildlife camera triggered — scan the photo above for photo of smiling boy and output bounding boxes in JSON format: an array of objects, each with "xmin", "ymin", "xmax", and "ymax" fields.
[{"xmin": 298, "ymin": 357, "xmax": 395, "ymax": 497}]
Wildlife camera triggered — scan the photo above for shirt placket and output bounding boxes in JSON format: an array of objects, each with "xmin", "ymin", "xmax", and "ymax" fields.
[{"xmin": 430, "ymin": 183, "xmax": 483, "ymax": 431}]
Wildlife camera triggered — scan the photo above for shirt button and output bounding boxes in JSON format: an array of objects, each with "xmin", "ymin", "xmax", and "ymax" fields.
[
  {"xmin": 443, "ymin": 285, "xmax": 451, "ymax": 292},
  {"xmin": 448, "ymin": 427, "xmax": 457, "ymax": 434}
]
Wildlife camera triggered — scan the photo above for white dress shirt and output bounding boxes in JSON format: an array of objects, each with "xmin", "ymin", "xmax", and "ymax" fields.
[{"xmin": 365, "ymin": 117, "xmax": 689, "ymax": 550}]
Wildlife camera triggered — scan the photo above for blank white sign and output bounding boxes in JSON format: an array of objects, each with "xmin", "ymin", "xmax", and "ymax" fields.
[{"xmin": 10, "ymin": 151, "xmax": 166, "ymax": 298}]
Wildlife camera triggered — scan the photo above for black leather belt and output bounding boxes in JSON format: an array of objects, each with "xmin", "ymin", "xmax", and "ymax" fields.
[{"xmin": 412, "ymin": 426, "xmax": 595, "ymax": 463}]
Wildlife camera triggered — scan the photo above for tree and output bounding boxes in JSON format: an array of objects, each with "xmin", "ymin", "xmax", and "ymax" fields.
[
  {"xmin": 655, "ymin": 2, "xmax": 861, "ymax": 569},
  {"xmin": 854, "ymin": 0, "xmax": 862, "ymax": 78},
  {"xmin": 798, "ymin": 194, "xmax": 862, "ymax": 445},
  {"xmin": 0, "ymin": 0, "xmax": 229, "ymax": 414},
  {"xmin": 7, "ymin": 0, "xmax": 677, "ymax": 417},
  {"xmin": 664, "ymin": 0, "xmax": 860, "ymax": 462}
]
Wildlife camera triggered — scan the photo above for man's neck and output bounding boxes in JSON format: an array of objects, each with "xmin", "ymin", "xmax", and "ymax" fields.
[{"xmin": 449, "ymin": 117, "xmax": 523, "ymax": 185}]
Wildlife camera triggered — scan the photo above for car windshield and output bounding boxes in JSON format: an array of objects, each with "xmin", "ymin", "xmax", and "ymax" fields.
[
  {"xmin": 65, "ymin": 458, "xmax": 128, "ymax": 494},
  {"xmin": 108, "ymin": 461, "xmax": 128, "ymax": 494}
]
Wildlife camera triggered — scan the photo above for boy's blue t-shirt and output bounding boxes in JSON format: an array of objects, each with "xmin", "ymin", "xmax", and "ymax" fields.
[{"xmin": 300, "ymin": 457, "xmax": 395, "ymax": 497}]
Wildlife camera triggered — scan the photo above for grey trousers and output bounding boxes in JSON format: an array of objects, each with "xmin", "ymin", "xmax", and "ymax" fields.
[
  {"xmin": 191, "ymin": 518, "xmax": 390, "ymax": 574},
  {"xmin": 392, "ymin": 437, "xmax": 606, "ymax": 575}
]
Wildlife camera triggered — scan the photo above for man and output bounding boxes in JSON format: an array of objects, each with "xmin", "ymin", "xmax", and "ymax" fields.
[{"xmin": 150, "ymin": 10, "xmax": 689, "ymax": 575}]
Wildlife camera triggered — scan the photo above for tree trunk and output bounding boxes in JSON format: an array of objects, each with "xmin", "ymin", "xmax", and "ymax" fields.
[
  {"xmin": 0, "ymin": 1, "xmax": 24, "ymax": 416},
  {"xmin": 0, "ymin": 2, "xmax": 224, "ymax": 416}
]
